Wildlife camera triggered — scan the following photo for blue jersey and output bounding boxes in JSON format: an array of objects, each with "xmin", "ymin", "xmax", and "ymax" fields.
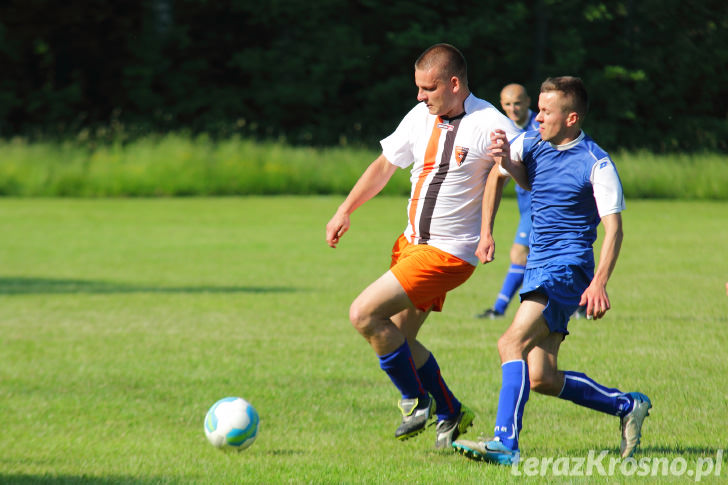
[
  {"xmin": 515, "ymin": 181, "xmax": 531, "ymax": 215},
  {"xmin": 515, "ymin": 131, "xmax": 625, "ymax": 270}
]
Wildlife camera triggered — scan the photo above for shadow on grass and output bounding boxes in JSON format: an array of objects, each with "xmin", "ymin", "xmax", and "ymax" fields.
[
  {"xmin": 0, "ymin": 277, "xmax": 299, "ymax": 295},
  {"xmin": 567, "ymin": 444, "xmax": 723, "ymax": 458},
  {"xmin": 0, "ymin": 475, "xmax": 177, "ymax": 485},
  {"xmin": 638, "ymin": 445, "xmax": 725, "ymax": 457},
  {"xmin": 267, "ymin": 449, "xmax": 307, "ymax": 456}
]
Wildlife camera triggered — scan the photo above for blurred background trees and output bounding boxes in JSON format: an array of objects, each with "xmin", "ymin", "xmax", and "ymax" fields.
[{"xmin": 1, "ymin": 0, "xmax": 726, "ymax": 152}]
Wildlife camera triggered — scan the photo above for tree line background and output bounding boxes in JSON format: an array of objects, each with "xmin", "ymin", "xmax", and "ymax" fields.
[{"xmin": 1, "ymin": 0, "xmax": 727, "ymax": 153}]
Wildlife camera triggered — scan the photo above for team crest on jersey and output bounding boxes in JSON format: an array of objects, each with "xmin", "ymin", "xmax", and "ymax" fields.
[{"xmin": 455, "ymin": 146, "xmax": 469, "ymax": 166}]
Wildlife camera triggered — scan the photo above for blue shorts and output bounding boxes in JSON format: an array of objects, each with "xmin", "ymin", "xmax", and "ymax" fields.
[
  {"xmin": 514, "ymin": 211, "xmax": 531, "ymax": 246},
  {"xmin": 520, "ymin": 263, "xmax": 593, "ymax": 335}
]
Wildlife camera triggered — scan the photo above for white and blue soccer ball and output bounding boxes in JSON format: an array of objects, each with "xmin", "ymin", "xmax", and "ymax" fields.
[{"xmin": 204, "ymin": 397, "xmax": 259, "ymax": 451}]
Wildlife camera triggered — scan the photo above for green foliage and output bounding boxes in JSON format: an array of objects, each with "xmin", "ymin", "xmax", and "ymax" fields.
[
  {"xmin": 0, "ymin": 197, "xmax": 727, "ymax": 483},
  {"xmin": 0, "ymin": 1, "xmax": 726, "ymax": 151},
  {"xmin": 0, "ymin": 136, "xmax": 727, "ymax": 199}
]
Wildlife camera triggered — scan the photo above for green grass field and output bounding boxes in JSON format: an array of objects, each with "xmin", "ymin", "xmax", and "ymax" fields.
[{"xmin": 1, "ymin": 196, "xmax": 727, "ymax": 484}]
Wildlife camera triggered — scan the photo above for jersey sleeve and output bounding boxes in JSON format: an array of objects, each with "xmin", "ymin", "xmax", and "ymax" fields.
[
  {"xmin": 590, "ymin": 158, "xmax": 626, "ymax": 217},
  {"xmin": 502, "ymin": 119, "xmax": 522, "ymax": 144},
  {"xmin": 379, "ymin": 105, "xmax": 419, "ymax": 169},
  {"xmin": 509, "ymin": 132, "xmax": 526, "ymax": 163}
]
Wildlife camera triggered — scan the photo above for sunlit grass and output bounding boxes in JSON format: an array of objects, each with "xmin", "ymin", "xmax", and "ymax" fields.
[{"xmin": 0, "ymin": 197, "xmax": 726, "ymax": 483}]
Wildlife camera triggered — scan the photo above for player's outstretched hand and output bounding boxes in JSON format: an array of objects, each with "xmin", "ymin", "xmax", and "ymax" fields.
[
  {"xmin": 326, "ymin": 212, "xmax": 350, "ymax": 248},
  {"xmin": 579, "ymin": 282, "xmax": 611, "ymax": 320}
]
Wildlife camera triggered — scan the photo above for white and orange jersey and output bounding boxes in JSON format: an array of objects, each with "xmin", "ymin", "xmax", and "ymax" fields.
[{"xmin": 381, "ymin": 93, "xmax": 519, "ymax": 266}]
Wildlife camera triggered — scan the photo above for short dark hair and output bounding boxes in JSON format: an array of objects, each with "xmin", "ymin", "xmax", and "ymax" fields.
[
  {"xmin": 540, "ymin": 76, "xmax": 588, "ymax": 118},
  {"xmin": 415, "ymin": 43, "xmax": 468, "ymax": 84}
]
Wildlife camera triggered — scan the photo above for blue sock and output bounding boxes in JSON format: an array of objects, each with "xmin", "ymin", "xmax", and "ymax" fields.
[
  {"xmin": 493, "ymin": 360, "xmax": 529, "ymax": 451},
  {"xmin": 558, "ymin": 371, "xmax": 634, "ymax": 416},
  {"xmin": 417, "ymin": 353, "xmax": 461, "ymax": 421},
  {"xmin": 378, "ymin": 341, "xmax": 426, "ymax": 400},
  {"xmin": 493, "ymin": 264, "xmax": 526, "ymax": 314}
]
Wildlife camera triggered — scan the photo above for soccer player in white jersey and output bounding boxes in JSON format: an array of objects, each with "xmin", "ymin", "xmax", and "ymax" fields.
[
  {"xmin": 325, "ymin": 44, "xmax": 518, "ymax": 449},
  {"xmin": 477, "ymin": 83, "xmax": 539, "ymax": 319},
  {"xmin": 454, "ymin": 76, "xmax": 651, "ymax": 465}
]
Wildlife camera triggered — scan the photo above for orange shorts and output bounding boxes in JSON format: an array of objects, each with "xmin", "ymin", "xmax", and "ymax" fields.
[{"xmin": 389, "ymin": 234, "xmax": 475, "ymax": 312}]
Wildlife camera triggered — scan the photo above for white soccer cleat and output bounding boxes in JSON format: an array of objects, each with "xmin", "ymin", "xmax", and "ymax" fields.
[{"xmin": 620, "ymin": 392, "xmax": 652, "ymax": 458}]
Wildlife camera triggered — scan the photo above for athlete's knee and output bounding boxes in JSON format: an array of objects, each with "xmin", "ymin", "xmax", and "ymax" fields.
[
  {"xmin": 497, "ymin": 333, "xmax": 511, "ymax": 358},
  {"xmin": 349, "ymin": 297, "xmax": 389, "ymax": 339},
  {"xmin": 497, "ymin": 332, "xmax": 529, "ymax": 361},
  {"xmin": 348, "ymin": 299, "xmax": 372, "ymax": 334},
  {"xmin": 510, "ymin": 244, "xmax": 528, "ymax": 266},
  {"xmin": 530, "ymin": 370, "xmax": 562, "ymax": 396}
]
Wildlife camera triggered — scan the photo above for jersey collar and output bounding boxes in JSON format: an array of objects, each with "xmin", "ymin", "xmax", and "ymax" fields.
[{"xmin": 550, "ymin": 131, "xmax": 585, "ymax": 151}]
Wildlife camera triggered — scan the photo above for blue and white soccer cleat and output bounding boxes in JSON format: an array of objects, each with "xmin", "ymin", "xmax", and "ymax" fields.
[
  {"xmin": 620, "ymin": 392, "xmax": 652, "ymax": 458},
  {"xmin": 452, "ymin": 437, "xmax": 520, "ymax": 465}
]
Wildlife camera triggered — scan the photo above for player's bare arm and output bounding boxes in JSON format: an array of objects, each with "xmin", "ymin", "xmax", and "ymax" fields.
[
  {"xmin": 490, "ymin": 129, "xmax": 530, "ymax": 190},
  {"xmin": 579, "ymin": 212, "xmax": 623, "ymax": 319},
  {"xmin": 476, "ymin": 164, "xmax": 507, "ymax": 264},
  {"xmin": 326, "ymin": 154, "xmax": 397, "ymax": 248}
]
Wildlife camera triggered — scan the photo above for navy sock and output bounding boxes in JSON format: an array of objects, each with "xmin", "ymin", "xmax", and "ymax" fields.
[
  {"xmin": 558, "ymin": 371, "xmax": 634, "ymax": 416},
  {"xmin": 378, "ymin": 341, "xmax": 426, "ymax": 400},
  {"xmin": 417, "ymin": 353, "xmax": 461, "ymax": 421},
  {"xmin": 493, "ymin": 360, "xmax": 529, "ymax": 451},
  {"xmin": 493, "ymin": 264, "xmax": 526, "ymax": 314}
]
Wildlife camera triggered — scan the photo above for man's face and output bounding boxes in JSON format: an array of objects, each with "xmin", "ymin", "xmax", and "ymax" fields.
[
  {"xmin": 500, "ymin": 89, "xmax": 530, "ymax": 126},
  {"xmin": 415, "ymin": 67, "xmax": 459, "ymax": 118},
  {"xmin": 535, "ymin": 91, "xmax": 573, "ymax": 144}
]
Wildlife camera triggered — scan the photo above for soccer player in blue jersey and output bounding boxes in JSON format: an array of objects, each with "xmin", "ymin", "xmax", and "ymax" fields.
[
  {"xmin": 454, "ymin": 76, "xmax": 651, "ymax": 465},
  {"xmin": 477, "ymin": 83, "xmax": 538, "ymax": 319}
]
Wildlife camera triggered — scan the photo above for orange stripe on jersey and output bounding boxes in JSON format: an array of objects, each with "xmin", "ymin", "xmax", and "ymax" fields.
[{"xmin": 408, "ymin": 117, "xmax": 442, "ymax": 241}]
